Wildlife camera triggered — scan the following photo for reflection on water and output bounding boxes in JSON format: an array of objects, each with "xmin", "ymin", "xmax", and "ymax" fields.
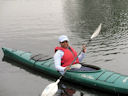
[
  {"xmin": 1, "ymin": 0, "xmax": 128, "ymax": 96},
  {"xmin": 56, "ymin": 83, "xmax": 76, "ymax": 96}
]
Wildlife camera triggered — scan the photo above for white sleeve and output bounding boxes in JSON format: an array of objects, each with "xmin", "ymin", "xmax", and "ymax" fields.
[
  {"xmin": 78, "ymin": 52, "xmax": 85, "ymax": 62},
  {"xmin": 54, "ymin": 50, "xmax": 66, "ymax": 71}
]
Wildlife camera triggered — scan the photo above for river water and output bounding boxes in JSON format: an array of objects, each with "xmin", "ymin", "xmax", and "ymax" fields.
[{"xmin": 0, "ymin": 0, "xmax": 128, "ymax": 96}]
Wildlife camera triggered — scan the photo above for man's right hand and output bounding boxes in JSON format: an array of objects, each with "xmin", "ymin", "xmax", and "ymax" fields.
[{"xmin": 64, "ymin": 66, "xmax": 70, "ymax": 71}]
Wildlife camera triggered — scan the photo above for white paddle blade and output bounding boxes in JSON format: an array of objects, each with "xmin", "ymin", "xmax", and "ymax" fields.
[
  {"xmin": 41, "ymin": 82, "xmax": 58, "ymax": 96},
  {"xmin": 91, "ymin": 23, "xmax": 102, "ymax": 39},
  {"xmin": 41, "ymin": 79, "xmax": 60, "ymax": 96}
]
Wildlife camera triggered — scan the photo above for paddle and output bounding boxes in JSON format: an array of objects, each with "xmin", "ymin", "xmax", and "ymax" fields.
[{"xmin": 41, "ymin": 23, "xmax": 102, "ymax": 96}]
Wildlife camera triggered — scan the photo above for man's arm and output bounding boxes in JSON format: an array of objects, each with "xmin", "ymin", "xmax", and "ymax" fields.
[{"xmin": 54, "ymin": 50, "xmax": 66, "ymax": 71}]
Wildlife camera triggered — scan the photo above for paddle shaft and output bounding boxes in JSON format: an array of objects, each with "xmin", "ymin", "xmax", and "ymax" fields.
[{"xmin": 57, "ymin": 23, "xmax": 102, "ymax": 84}]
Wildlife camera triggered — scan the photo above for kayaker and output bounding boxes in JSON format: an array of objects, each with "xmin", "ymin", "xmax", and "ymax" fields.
[{"xmin": 54, "ymin": 35, "xmax": 86, "ymax": 73}]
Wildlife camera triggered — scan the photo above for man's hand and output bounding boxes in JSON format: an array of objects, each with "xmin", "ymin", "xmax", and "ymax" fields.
[
  {"xmin": 64, "ymin": 66, "xmax": 70, "ymax": 71},
  {"xmin": 82, "ymin": 44, "xmax": 86, "ymax": 53}
]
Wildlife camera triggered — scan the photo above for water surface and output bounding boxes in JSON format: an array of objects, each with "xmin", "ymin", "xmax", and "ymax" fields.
[{"xmin": 0, "ymin": 0, "xmax": 128, "ymax": 96}]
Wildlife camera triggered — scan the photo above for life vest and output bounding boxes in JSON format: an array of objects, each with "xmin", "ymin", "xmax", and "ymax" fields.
[{"xmin": 55, "ymin": 46, "xmax": 79, "ymax": 67}]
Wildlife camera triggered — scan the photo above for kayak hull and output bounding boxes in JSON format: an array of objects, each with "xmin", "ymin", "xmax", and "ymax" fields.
[{"xmin": 2, "ymin": 47, "xmax": 128, "ymax": 94}]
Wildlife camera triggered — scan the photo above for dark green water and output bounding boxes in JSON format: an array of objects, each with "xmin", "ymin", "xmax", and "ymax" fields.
[{"xmin": 0, "ymin": 0, "xmax": 128, "ymax": 96}]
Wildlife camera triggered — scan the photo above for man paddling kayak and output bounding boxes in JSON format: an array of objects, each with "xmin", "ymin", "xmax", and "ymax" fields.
[{"xmin": 54, "ymin": 35, "xmax": 86, "ymax": 73}]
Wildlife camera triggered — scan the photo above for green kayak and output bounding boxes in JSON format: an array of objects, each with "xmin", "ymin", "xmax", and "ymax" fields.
[{"xmin": 2, "ymin": 47, "xmax": 128, "ymax": 94}]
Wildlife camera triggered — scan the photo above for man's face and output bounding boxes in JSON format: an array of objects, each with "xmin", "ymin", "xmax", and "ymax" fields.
[{"xmin": 60, "ymin": 41, "xmax": 69, "ymax": 48}]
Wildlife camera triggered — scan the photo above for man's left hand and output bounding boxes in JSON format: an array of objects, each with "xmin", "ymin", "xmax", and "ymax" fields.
[{"xmin": 82, "ymin": 44, "xmax": 86, "ymax": 53}]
